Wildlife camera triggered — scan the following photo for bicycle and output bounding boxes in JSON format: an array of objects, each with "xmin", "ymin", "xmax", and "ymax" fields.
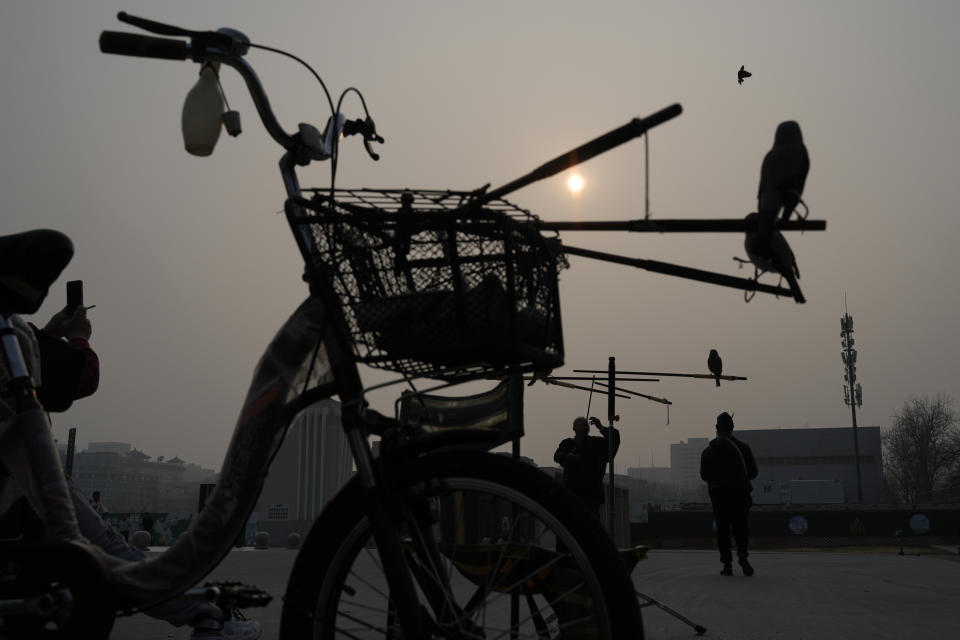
[{"xmin": 0, "ymin": 11, "xmax": 707, "ymax": 639}]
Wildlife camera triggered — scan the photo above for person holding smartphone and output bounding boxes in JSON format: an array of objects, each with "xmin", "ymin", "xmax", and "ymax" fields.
[
  {"xmin": 28, "ymin": 283, "xmax": 262, "ymax": 638},
  {"xmin": 30, "ymin": 304, "xmax": 98, "ymax": 412}
]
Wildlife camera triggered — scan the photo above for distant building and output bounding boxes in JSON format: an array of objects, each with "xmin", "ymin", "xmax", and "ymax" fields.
[
  {"xmin": 670, "ymin": 438, "xmax": 711, "ymax": 501},
  {"xmin": 87, "ymin": 442, "xmax": 132, "ymax": 455},
  {"xmin": 627, "ymin": 465, "xmax": 675, "ymax": 485},
  {"xmin": 624, "ymin": 426, "xmax": 884, "ymax": 507},
  {"xmin": 70, "ymin": 443, "xmax": 216, "ymax": 513},
  {"xmin": 253, "ymin": 399, "xmax": 352, "ymax": 544},
  {"xmin": 736, "ymin": 426, "xmax": 883, "ymax": 505}
]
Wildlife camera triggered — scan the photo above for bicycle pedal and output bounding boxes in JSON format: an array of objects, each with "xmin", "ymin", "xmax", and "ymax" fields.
[{"xmin": 202, "ymin": 581, "xmax": 273, "ymax": 609}]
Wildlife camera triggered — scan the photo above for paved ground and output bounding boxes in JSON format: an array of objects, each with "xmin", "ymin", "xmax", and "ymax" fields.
[
  {"xmin": 632, "ymin": 548, "xmax": 959, "ymax": 640},
  {"xmin": 109, "ymin": 546, "xmax": 960, "ymax": 639}
]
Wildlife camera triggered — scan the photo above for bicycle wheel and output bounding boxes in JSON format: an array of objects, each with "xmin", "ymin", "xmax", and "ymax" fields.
[{"xmin": 280, "ymin": 450, "xmax": 642, "ymax": 639}]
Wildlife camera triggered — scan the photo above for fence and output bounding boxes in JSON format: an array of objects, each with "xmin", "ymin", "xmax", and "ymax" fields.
[{"xmin": 631, "ymin": 506, "xmax": 960, "ymax": 548}]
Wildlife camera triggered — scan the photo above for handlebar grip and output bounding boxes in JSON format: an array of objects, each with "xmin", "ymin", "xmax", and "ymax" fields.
[{"xmin": 99, "ymin": 31, "xmax": 188, "ymax": 60}]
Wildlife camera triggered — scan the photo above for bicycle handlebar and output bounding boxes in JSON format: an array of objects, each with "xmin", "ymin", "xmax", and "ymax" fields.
[
  {"xmin": 99, "ymin": 13, "xmax": 383, "ymax": 162},
  {"xmin": 99, "ymin": 31, "xmax": 188, "ymax": 60}
]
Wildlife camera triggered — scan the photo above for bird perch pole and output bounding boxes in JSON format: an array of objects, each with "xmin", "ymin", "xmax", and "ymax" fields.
[{"xmin": 607, "ymin": 357, "xmax": 617, "ymax": 537}]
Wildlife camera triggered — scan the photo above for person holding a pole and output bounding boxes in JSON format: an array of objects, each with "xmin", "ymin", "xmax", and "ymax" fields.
[{"xmin": 554, "ymin": 416, "xmax": 620, "ymax": 519}]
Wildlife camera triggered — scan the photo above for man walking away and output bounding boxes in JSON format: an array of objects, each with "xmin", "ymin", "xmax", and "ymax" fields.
[{"xmin": 700, "ymin": 412, "xmax": 758, "ymax": 576}]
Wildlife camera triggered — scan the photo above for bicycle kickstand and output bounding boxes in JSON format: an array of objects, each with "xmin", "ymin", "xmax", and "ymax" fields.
[{"xmin": 634, "ymin": 589, "xmax": 707, "ymax": 636}]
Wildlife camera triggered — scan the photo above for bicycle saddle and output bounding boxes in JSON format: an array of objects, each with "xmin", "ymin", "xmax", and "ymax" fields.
[{"xmin": 0, "ymin": 229, "xmax": 73, "ymax": 314}]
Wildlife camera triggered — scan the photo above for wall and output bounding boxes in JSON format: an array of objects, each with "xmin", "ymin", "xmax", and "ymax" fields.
[{"xmin": 632, "ymin": 506, "xmax": 960, "ymax": 547}]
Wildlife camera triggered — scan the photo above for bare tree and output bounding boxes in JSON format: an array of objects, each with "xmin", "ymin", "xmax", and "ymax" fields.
[{"xmin": 883, "ymin": 393, "xmax": 960, "ymax": 504}]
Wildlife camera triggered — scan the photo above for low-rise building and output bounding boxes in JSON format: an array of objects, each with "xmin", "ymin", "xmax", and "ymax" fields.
[{"xmin": 69, "ymin": 442, "xmax": 215, "ymax": 513}]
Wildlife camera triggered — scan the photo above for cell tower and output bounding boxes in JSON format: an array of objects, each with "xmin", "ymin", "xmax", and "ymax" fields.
[{"xmin": 841, "ymin": 304, "xmax": 864, "ymax": 503}]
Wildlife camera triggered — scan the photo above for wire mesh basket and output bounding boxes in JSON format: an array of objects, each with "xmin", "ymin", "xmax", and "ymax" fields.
[{"xmin": 287, "ymin": 188, "xmax": 566, "ymax": 382}]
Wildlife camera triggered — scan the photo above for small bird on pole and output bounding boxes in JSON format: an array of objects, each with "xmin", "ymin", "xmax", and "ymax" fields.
[
  {"xmin": 708, "ymin": 349, "xmax": 723, "ymax": 387},
  {"xmin": 738, "ymin": 65, "xmax": 752, "ymax": 85},
  {"xmin": 527, "ymin": 369, "xmax": 552, "ymax": 386},
  {"xmin": 744, "ymin": 212, "xmax": 805, "ymax": 303}
]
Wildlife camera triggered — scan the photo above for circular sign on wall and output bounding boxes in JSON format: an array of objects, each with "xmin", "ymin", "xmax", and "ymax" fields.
[
  {"xmin": 909, "ymin": 513, "xmax": 930, "ymax": 534},
  {"xmin": 789, "ymin": 515, "xmax": 809, "ymax": 535}
]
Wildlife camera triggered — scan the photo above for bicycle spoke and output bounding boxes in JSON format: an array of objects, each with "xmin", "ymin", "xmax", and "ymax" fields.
[
  {"xmin": 338, "ymin": 599, "xmax": 391, "ymax": 616},
  {"xmin": 344, "ymin": 567, "xmax": 391, "ymax": 603},
  {"xmin": 336, "ymin": 609, "xmax": 390, "ymax": 637},
  {"xmin": 293, "ymin": 461, "xmax": 628, "ymax": 639},
  {"xmin": 465, "ymin": 551, "xmax": 568, "ymax": 616}
]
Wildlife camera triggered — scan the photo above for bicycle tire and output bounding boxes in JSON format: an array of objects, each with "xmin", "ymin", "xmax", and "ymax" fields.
[{"xmin": 280, "ymin": 450, "xmax": 643, "ymax": 639}]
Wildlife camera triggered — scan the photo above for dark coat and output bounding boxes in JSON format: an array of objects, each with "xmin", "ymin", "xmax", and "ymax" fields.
[
  {"xmin": 554, "ymin": 428, "xmax": 620, "ymax": 507},
  {"xmin": 700, "ymin": 434, "xmax": 758, "ymax": 494},
  {"xmin": 30, "ymin": 327, "xmax": 99, "ymax": 412}
]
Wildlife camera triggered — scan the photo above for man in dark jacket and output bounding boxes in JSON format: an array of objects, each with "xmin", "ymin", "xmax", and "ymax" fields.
[
  {"xmin": 554, "ymin": 416, "xmax": 620, "ymax": 518},
  {"xmin": 700, "ymin": 412, "xmax": 758, "ymax": 576}
]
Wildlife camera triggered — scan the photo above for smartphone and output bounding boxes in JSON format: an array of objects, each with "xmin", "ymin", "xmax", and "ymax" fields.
[{"xmin": 66, "ymin": 280, "xmax": 83, "ymax": 311}]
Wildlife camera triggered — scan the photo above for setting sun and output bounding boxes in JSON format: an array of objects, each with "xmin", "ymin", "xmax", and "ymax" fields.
[{"xmin": 567, "ymin": 174, "xmax": 584, "ymax": 194}]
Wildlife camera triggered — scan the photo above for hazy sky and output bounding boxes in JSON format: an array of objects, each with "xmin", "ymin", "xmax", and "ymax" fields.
[{"xmin": 3, "ymin": 1, "xmax": 959, "ymax": 472}]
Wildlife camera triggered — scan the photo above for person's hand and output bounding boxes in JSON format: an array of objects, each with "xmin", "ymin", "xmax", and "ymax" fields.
[
  {"xmin": 589, "ymin": 417, "xmax": 603, "ymax": 428},
  {"xmin": 45, "ymin": 306, "xmax": 91, "ymax": 340}
]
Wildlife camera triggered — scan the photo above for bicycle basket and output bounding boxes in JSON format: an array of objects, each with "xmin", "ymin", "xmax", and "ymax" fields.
[{"xmin": 288, "ymin": 188, "xmax": 566, "ymax": 382}]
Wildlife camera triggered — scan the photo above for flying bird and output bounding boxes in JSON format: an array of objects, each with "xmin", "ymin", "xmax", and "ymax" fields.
[
  {"xmin": 744, "ymin": 212, "xmax": 806, "ymax": 303},
  {"xmin": 708, "ymin": 349, "xmax": 723, "ymax": 387},
  {"xmin": 738, "ymin": 65, "xmax": 752, "ymax": 85},
  {"xmin": 757, "ymin": 120, "xmax": 809, "ymax": 224}
]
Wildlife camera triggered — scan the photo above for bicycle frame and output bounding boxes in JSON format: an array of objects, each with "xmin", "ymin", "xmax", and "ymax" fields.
[
  {"xmin": 3, "ymin": 13, "xmax": 691, "ymax": 633},
  {"xmin": 0, "ymin": 31, "xmax": 444, "ymax": 631}
]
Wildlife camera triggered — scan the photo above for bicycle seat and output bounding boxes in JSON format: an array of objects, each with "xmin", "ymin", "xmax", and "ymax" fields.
[{"xmin": 0, "ymin": 229, "xmax": 73, "ymax": 314}]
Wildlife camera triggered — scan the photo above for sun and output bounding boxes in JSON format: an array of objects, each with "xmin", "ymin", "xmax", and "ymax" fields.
[{"xmin": 567, "ymin": 174, "xmax": 584, "ymax": 194}]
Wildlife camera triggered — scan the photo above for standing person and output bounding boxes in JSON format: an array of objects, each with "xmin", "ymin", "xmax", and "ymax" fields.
[
  {"xmin": 141, "ymin": 512, "xmax": 155, "ymax": 545},
  {"xmin": 700, "ymin": 412, "xmax": 758, "ymax": 576},
  {"xmin": 554, "ymin": 416, "xmax": 620, "ymax": 519},
  {"xmin": 89, "ymin": 490, "xmax": 107, "ymax": 517},
  {"xmin": 118, "ymin": 513, "xmax": 131, "ymax": 542}
]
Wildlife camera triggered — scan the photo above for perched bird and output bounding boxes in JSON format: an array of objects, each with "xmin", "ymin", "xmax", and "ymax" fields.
[
  {"xmin": 757, "ymin": 121, "xmax": 809, "ymax": 224},
  {"xmin": 738, "ymin": 65, "xmax": 752, "ymax": 85},
  {"xmin": 708, "ymin": 349, "xmax": 723, "ymax": 387},
  {"xmin": 744, "ymin": 212, "xmax": 806, "ymax": 303},
  {"xmin": 527, "ymin": 369, "xmax": 552, "ymax": 387}
]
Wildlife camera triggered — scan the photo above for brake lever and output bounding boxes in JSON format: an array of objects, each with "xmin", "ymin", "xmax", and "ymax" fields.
[
  {"xmin": 336, "ymin": 117, "xmax": 383, "ymax": 160},
  {"xmin": 117, "ymin": 11, "xmax": 198, "ymax": 37},
  {"xmin": 362, "ymin": 116, "xmax": 384, "ymax": 161}
]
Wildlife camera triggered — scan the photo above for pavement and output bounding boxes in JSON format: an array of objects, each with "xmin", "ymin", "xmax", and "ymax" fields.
[{"xmin": 109, "ymin": 545, "xmax": 960, "ymax": 640}]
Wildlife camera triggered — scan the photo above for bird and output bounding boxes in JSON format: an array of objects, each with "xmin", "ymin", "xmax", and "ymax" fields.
[
  {"xmin": 738, "ymin": 65, "xmax": 752, "ymax": 85},
  {"xmin": 527, "ymin": 369, "xmax": 552, "ymax": 387},
  {"xmin": 744, "ymin": 212, "xmax": 806, "ymax": 303},
  {"xmin": 708, "ymin": 349, "xmax": 723, "ymax": 387},
  {"xmin": 757, "ymin": 121, "xmax": 809, "ymax": 224}
]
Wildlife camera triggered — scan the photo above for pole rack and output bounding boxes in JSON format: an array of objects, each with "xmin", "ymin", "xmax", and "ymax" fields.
[
  {"xmin": 544, "ymin": 376, "xmax": 660, "ymax": 382},
  {"xmin": 560, "ymin": 244, "xmax": 794, "ymax": 298},
  {"xmin": 575, "ymin": 368, "xmax": 747, "ymax": 382},
  {"xmin": 528, "ymin": 377, "xmax": 632, "ymax": 399},
  {"xmin": 540, "ymin": 218, "xmax": 825, "ymax": 233}
]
